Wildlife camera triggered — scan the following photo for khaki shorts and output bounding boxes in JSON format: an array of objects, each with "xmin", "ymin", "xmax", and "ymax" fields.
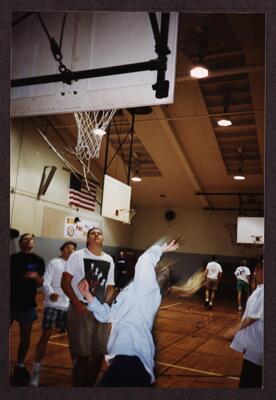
[
  {"xmin": 67, "ymin": 303, "xmax": 111, "ymax": 357},
  {"xmin": 206, "ymin": 278, "xmax": 219, "ymax": 291}
]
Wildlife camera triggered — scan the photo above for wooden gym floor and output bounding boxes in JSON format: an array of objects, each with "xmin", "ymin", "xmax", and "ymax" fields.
[{"xmin": 9, "ymin": 292, "xmax": 243, "ymax": 388}]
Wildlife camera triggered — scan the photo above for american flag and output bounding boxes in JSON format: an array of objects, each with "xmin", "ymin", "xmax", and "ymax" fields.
[{"xmin": 68, "ymin": 173, "xmax": 98, "ymax": 211}]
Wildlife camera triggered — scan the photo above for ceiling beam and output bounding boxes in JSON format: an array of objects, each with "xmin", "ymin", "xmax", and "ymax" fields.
[
  {"xmin": 204, "ymin": 207, "xmax": 263, "ymax": 212},
  {"xmin": 158, "ymin": 107, "xmax": 211, "ymax": 208},
  {"xmin": 52, "ymin": 110, "xmax": 263, "ymax": 129}
]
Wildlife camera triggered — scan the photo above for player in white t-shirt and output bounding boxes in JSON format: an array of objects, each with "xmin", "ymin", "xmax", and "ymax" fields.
[
  {"xmin": 230, "ymin": 260, "xmax": 263, "ymax": 388},
  {"xmin": 61, "ymin": 227, "xmax": 115, "ymax": 386},
  {"xmin": 234, "ymin": 260, "xmax": 251, "ymax": 311},
  {"xmin": 204, "ymin": 255, "xmax": 223, "ymax": 310},
  {"xmin": 30, "ymin": 241, "xmax": 77, "ymax": 386}
]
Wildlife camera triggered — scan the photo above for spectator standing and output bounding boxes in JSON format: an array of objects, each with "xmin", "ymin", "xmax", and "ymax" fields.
[
  {"xmin": 10, "ymin": 233, "xmax": 45, "ymax": 384},
  {"xmin": 30, "ymin": 241, "xmax": 77, "ymax": 386}
]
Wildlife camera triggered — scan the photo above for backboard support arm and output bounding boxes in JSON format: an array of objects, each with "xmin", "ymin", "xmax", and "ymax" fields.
[{"xmin": 11, "ymin": 13, "xmax": 172, "ymax": 99}]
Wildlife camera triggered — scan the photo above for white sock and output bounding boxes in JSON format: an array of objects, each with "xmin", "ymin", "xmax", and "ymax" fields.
[
  {"xmin": 206, "ymin": 299, "xmax": 209, "ymax": 302},
  {"xmin": 33, "ymin": 362, "xmax": 41, "ymax": 372},
  {"xmin": 209, "ymin": 301, "xmax": 213, "ymax": 306}
]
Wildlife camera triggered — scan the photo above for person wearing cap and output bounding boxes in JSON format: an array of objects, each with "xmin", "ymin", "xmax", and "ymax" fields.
[
  {"xmin": 61, "ymin": 227, "xmax": 115, "ymax": 386},
  {"xmin": 30, "ymin": 241, "xmax": 77, "ymax": 387},
  {"xmin": 10, "ymin": 233, "xmax": 45, "ymax": 385}
]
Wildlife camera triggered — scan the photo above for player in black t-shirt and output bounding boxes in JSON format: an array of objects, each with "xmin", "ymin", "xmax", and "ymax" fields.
[{"xmin": 10, "ymin": 233, "xmax": 45, "ymax": 384}]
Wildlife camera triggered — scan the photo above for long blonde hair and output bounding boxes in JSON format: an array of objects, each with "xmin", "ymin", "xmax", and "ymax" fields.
[{"xmin": 155, "ymin": 254, "xmax": 205, "ymax": 298}]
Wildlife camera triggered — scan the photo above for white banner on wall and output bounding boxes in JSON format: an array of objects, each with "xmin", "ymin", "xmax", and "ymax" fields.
[{"xmin": 64, "ymin": 216, "xmax": 101, "ymax": 240}]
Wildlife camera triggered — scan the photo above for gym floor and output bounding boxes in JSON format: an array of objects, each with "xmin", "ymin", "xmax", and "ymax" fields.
[{"xmin": 9, "ymin": 292, "xmax": 243, "ymax": 388}]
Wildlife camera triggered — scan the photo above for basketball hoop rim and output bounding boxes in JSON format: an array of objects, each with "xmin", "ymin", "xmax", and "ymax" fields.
[{"xmin": 115, "ymin": 208, "xmax": 136, "ymax": 223}]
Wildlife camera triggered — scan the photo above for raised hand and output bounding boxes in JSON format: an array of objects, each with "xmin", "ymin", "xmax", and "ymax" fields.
[
  {"xmin": 163, "ymin": 238, "xmax": 182, "ymax": 253},
  {"xmin": 78, "ymin": 278, "xmax": 89, "ymax": 296}
]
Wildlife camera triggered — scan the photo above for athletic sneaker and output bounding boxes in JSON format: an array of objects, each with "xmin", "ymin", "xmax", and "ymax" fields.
[
  {"xmin": 208, "ymin": 303, "xmax": 213, "ymax": 310},
  {"xmin": 30, "ymin": 369, "xmax": 40, "ymax": 387},
  {"xmin": 14, "ymin": 366, "xmax": 30, "ymax": 383},
  {"xmin": 204, "ymin": 300, "xmax": 209, "ymax": 308}
]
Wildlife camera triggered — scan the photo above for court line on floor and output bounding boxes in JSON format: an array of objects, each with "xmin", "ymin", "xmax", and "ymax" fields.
[
  {"xmin": 48, "ymin": 341, "xmax": 69, "ymax": 347},
  {"xmin": 50, "ymin": 333, "xmax": 67, "ymax": 339},
  {"xmin": 42, "ymin": 343, "xmax": 240, "ymax": 381},
  {"xmin": 160, "ymin": 302, "xmax": 182, "ymax": 309},
  {"xmin": 156, "ymin": 361, "xmax": 239, "ymax": 380}
]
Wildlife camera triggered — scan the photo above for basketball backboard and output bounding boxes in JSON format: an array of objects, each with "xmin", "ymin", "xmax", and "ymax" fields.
[
  {"xmin": 237, "ymin": 217, "xmax": 264, "ymax": 244},
  {"xmin": 11, "ymin": 11, "xmax": 178, "ymax": 116},
  {"xmin": 101, "ymin": 174, "xmax": 132, "ymax": 224}
]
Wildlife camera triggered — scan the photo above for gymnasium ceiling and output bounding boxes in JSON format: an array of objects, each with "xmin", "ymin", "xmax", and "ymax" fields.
[{"xmin": 15, "ymin": 13, "xmax": 265, "ymax": 214}]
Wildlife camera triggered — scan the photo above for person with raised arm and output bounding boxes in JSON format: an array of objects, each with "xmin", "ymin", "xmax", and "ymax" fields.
[{"xmin": 78, "ymin": 239, "xmax": 180, "ymax": 387}]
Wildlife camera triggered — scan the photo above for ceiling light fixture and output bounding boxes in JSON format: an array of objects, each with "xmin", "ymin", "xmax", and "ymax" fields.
[
  {"xmin": 233, "ymin": 171, "xmax": 246, "ymax": 181},
  {"xmin": 190, "ymin": 65, "xmax": 209, "ymax": 79},
  {"xmin": 217, "ymin": 92, "xmax": 232, "ymax": 127},
  {"xmin": 190, "ymin": 29, "xmax": 209, "ymax": 79},
  {"xmin": 131, "ymin": 170, "xmax": 142, "ymax": 182},
  {"xmin": 233, "ymin": 146, "xmax": 246, "ymax": 180},
  {"xmin": 217, "ymin": 118, "xmax": 232, "ymax": 127},
  {"xmin": 131, "ymin": 157, "xmax": 142, "ymax": 182}
]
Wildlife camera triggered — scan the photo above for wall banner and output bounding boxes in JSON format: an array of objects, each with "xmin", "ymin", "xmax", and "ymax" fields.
[{"xmin": 64, "ymin": 216, "xmax": 101, "ymax": 240}]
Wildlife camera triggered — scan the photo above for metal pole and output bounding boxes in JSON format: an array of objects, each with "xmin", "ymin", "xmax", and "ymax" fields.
[
  {"xmin": 100, "ymin": 124, "xmax": 111, "ymax": 214},
  {"xmin": 152, "ymin": 13, "xmax": 171, "ymax": 99},
  {"xmin": 11, "ymin": 59, "xmax": 160, "ymax": 88},
  {"xmin": 127, "ymin": 113, "xmax": 135, "ymax": 185}
]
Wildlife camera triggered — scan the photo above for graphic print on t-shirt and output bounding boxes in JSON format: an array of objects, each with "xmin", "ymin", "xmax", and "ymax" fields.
[
  {"xmin": 25, "ymin": 263, "xmax": 38, "ymax": 271},
  {"xmin": 236, "ymin": 267, "xmax": 245, "ymax": 276},
  {"xmin": 235, "ymin": 267, "xmax": 250, "ymax": 283},
  {"xmin": 83, "ymin": 259, "xmax": 111, "ymax": 302}
]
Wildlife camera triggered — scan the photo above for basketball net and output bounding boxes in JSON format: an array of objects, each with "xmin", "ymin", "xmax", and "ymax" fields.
[{"xmin": 74, "ymin": 109, "xmax": 116, "ymax": 159}]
